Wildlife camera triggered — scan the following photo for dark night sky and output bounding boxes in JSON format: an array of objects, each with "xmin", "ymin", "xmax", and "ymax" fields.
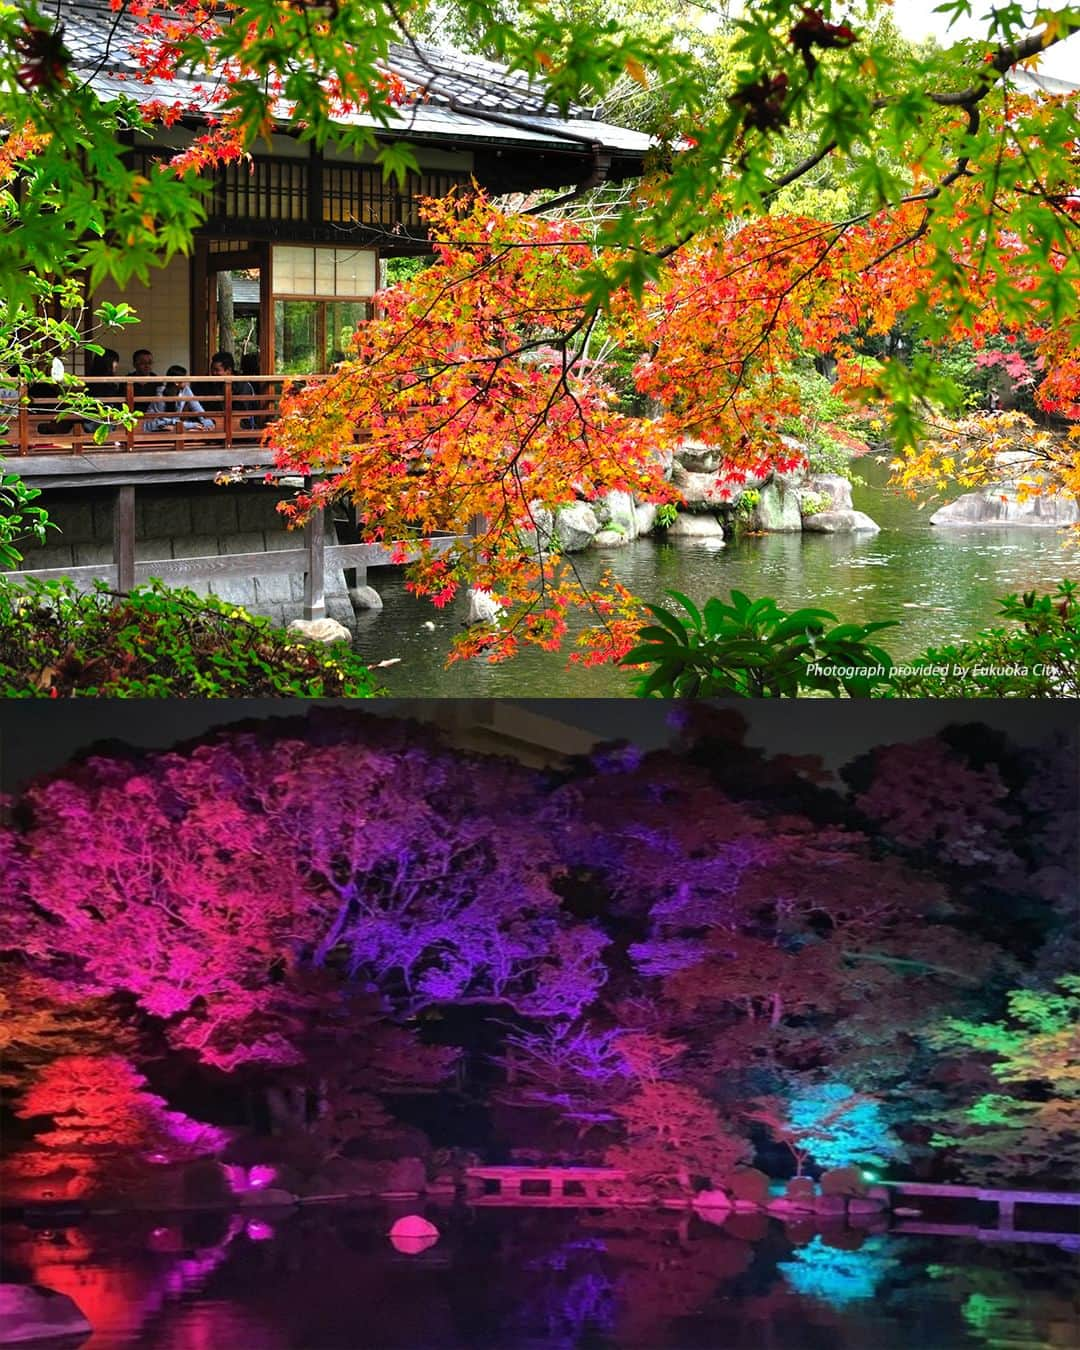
[{"xmin": 1, "ymin": 699, "xmax": 1076, "ymax": 793}]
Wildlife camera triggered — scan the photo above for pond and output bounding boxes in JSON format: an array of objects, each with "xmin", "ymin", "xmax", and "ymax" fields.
[
  {"xmin": 353, "ymin": 458, "xmax": 1078, "ymax": 696},
  {"xmin": 2, "ymin": 1206, "xmax": 1076, "ymax": 1349}
]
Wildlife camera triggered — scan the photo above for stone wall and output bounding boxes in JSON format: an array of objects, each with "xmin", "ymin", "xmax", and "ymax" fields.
[{"xmin": 13, "ymin": 484, "xmax": 356, "ymax": 628}]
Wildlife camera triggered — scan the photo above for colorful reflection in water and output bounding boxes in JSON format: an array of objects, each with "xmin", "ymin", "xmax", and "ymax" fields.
[{"xmin": 1, "ymin": 1207, "xmax": 1076, "ymax": 1349}]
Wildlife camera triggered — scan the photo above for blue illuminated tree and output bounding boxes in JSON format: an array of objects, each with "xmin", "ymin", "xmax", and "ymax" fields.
[{"xmin": 748, "ymin": 1083, "xmax": 904, "ymax": 1176}]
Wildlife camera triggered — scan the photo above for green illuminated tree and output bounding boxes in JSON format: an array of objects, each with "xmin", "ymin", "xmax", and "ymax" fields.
[{"xmin": 929, "ymin": 976, "xmax": 1080, "ymax": 1183}]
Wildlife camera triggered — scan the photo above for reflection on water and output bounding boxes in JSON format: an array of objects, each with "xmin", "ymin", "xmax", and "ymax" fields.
[
  {"xmin": 2, "ymin": 1206, "xmax": 1076, "ymax": 1349},
  {"xmin": 352, "ymin": 459, "xmax": 1078, "ymax": 696}
]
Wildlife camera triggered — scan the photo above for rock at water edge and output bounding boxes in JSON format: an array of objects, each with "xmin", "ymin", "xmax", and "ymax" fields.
[
  {"xmin": 350, "ymin": 585, "xmax": 383, "ymax": 611},
  {"xmin": 665, "ymin": 512, "xmax": 726, "ymax": 540},
  {"xmin": 466, "ymin": 590, "xmax": 504, "ymax": 625},
  {"xmin": 802, "ymin": 509, "xmax": 880, "ymax": 534},
  {"xmin": 598, "ymin": 489, "xmax": 639, "ymax": 540},
  {"xmin": 634, "ymin": 501, "xmax": 658, "ymax": 536},
  {"xmin": 287, "ymin": 617, "xmax": 352, "ymax": 644},
  {"xmin": 593, "ymin": 529, "xmax": 632, "ymax": 547},
  {"xmin": 671, "ymin": 463, "xmax": 739, "ymax": 511},
  {"xmin": 0, "ymin": 1285, "xmax": 92, "ymax": 1345},
  {"xmin": 930, "ymin": 487, "xmax": 1080, "ymax": 527},
  {"xmin": 751, "ymin": 481, "xmax": 802, "ymax": 532}
]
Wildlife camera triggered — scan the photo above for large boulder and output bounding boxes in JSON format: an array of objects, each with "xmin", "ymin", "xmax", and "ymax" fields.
[
  {"xmin": 675, "ymin": 438, "xmax": 722, "ymax": 474},
  {"xmin": 751, "ymin": 481, "xmax": 802, "ymax": 532},
  {"xmin": 665, "ymin": 512, "xmax": 726, "ymax": 541},
  {"xmin": 554, "ymin": 502, "xmax": 599, "ymax": 552},
  {"xmin": 466, "ymin": 589, "xmax": 503, "ymax": 625},
  {"xmin": 634, "ymin": 501, "xmax": 659, "ymax": 536},
  {"xmin": 819, "ymin": 1166, "xmax": 868, "ymax": 1198},
  {"xmin": 349, "ymin": 585, "xmax": 383, "ymax": 611},
  {"xmin": 725, "ymin": 1168, "xmax": 770, "ymax": 1209},
  {"xmin": 785, "ymin": 1177, "xmax": 817, "ymax": 1208},
  {"xmin": 813, "ymin": 1193, "xmax": 848, "ymax": 1217},
  {"xmin": 671, "ymin": 463, "xmax": 739, "ymax": 511},
  {"xmin": 596, "ymin": 489, "xmax": 639, "ymax": 541},
  {"xmin": 593, "ymin": 529, "xmax": 632, "ymax": 547},
  {"xmin": 802, "ymin": 509, "xmax": 880, "ymax": 534},
  {"xmin": 0, "ymin": 1285, "xmax": 91, "ymax": 1345},
  {"xmin": 931, "ymin": 487, "xmax": 1080, "ymax": 527}
]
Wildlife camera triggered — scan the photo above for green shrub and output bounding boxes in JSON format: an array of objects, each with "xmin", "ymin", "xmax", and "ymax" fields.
[
  {"xmin": 891, "ymin": 581, "xmax": 1079, "ymax": 698},
  {"xmin": 655, "ymin": 502, "xmax": 679, "ymax": 528},
  {"xmin": 0, "ymin": 579, "xmax": 382, "ymax": 698},
  {"xmin": 799, "ymin": 491, "xmax": 830, "ymax": 517},
  {"xmin": 623, "ymin": 590, "xmax": 896, "ymax": 697},
  {"xmin": 0, "ymin": 472, "xmax": 54, "ymax": 569},
  {"xmin": 736, "ymin": 488, "xmax": 761, "ymax": 514},
  {"xmin": 624, "ymin": 584, "xmax": 1080, "ymax": 699}
]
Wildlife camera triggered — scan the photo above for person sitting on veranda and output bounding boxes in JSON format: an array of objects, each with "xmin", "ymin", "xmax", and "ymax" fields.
[
  {"xmin": 144, "ymin": 365, "xmax": 216, "ymax": 432},
  {"xmin": 82, "ymin": 349, "xmax": 125, "ymax": 436},
  {"xmin": 209, "ymin": 350, "xmax": 256, "ymax": 428}
]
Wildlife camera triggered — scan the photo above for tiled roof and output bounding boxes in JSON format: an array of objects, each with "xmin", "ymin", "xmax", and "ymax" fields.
[{"xmin": 59, "ymin": 0, "xmax": 651, "ymax": 155}]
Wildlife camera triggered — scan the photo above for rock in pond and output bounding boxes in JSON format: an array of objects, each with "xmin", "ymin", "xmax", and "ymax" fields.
[
  {"xmin": 287, "ymin": 617, "xmax": 352, "ymax": 644},
  {"xmin": 593, "ymin": 529, "xmax": 632, "ymax": 547},
  {"xmin": 466, "ymin": 589, "xmax": 504, "ymax": 625},
  {"xmin": 802, "ymin": 509, "xmax": 880, "ymax": 534},
  {"xmin": 819, "ymin": 1166, "xmax": 868, "ymax": 1198},
  {"xmin": 634, "ymin": 501, "xmax": 659, "ymax": 536},
  {"xmin": 751, "ymin": 481, "xmax": 802, "ymax": 532},
  {"xmin": 349, "ymin": 584, "xmax": 383, "ymax": 611},
  {"xmin": 931, "ymin": 487, "xmax": 1080, "ymax": 527},
  {"xmin": 0, "ymin": 1285, "xmax": 91, "ymax": 1345},
  {"xmin": 665, "ymin": 512, "xmax": 726, "ymax": 540},
  {"xmin": 597, "ymin": 489, "xmax": 639, "ymax": 541},
  {"xmin": 724, "ymin": 1168, "xmax": 770, "ymax": 1209}
]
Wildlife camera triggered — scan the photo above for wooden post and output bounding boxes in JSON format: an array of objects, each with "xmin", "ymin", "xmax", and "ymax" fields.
[
  {"xmin": 113, "ymin": 486, "xmax": 135, "ymax": 592},
  {"xmin": 303, "ymin": 506, "xmax": 326, "ymax": 620}
]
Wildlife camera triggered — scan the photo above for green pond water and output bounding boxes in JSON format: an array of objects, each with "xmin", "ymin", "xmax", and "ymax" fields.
[{"xmin": 352, "ymin": 457, "xmax": 1078, "ymax": 697}]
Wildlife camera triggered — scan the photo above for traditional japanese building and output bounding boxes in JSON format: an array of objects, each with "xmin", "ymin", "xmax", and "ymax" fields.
[{"xmin": 6, "ymin": 0, "xmax": 650, "ymax": 623}]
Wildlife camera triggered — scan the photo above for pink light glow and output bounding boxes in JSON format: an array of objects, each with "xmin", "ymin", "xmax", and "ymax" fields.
[{"xmin": 224, "ymin": 1163, "xmax": 277, "ymax": 1193}]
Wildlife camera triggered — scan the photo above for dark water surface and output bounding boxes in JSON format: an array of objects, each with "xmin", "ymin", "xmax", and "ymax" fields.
[
  {"xmin": 3, "ymin": 1206, "xmax": 1076, "ymax": 1350},
  {"xmin": 353, "ymin": 458, "xmax": 1078, "ymax": 696}
]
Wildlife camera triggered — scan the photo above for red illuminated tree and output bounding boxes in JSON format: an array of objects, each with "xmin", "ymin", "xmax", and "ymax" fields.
[{"xmin": 15, "ymin": 1054, "xmax": 226, "ymax": 1161}]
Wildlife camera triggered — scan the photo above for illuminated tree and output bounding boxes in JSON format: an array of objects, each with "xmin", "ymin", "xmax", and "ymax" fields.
[
  {"xmin": 746, "ymin": 1083, "xmax": 904, "ymax": 1175},
  {"xmin": 929, "ymin": 977, "xmax": 1080, "ymax": 1183},
  {"xmin": 15, "ymin": 1054, "xmax": 226, "ymax": 1161}
]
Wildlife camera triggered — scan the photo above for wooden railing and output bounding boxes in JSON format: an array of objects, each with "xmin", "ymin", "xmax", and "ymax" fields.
[{"xmin": 0, "ymin": 375, "xmax": 325, "ymax": 457}]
